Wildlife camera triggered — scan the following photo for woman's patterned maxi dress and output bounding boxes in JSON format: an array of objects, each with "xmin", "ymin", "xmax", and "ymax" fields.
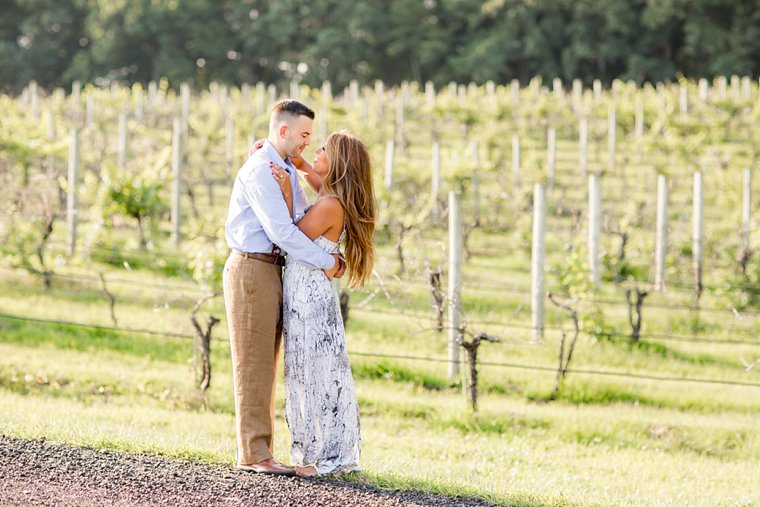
[{"xmin": 282, "ymin": 228, "xmax": 361, "ymax": 475}]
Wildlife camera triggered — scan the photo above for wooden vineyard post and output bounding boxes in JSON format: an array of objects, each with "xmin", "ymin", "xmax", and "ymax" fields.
[
  {"xmin": 743, "ymin": 168, "xmax": 752, "ymax": 254},
  {"xmin": 698, "ymin": 79, "xmax": 708, "ymax": 100},
  {"xmin": 117, "ymin": 112, "xmax": 128, "ymax": 169},
  {"xmin": 71, "ymin": 81, "xmax": 81, "ymax": 125},
  {"xmin": 448, "ymin": 192, "xmax": 463, "ymax": 380},
  {"xmin": 553, "ymin": 78, "xmax": 563, "ymax": 99},
  {"xmin": 512, "ymin": 134, "xmax": 521, "ymax": 192},
  {"xmin": 693, "ymin": 171, "xmax": 703, "ymax": 299},
  {"xmin": 171, "ymin": 117, "xmax": 183, "ymax": 247},
  {"xmin": 395, "ymin": 95, "xmax": 405, "ymax": 150},
  {"xmin": 384, "ymin": 140, "xmax": 394, "ymax": 191},
  {"xmin": 655, "ymin": 174, "xmax": 668, "ymax": 292},
  {"xmin": 426, "ymin": 81, "xmax": 436, "ymax": 108},
  {"xmin": 432, "ymin": 142, "xmax": 441, "ymax": 219},
  {"xmin": 67, "ymin": 128, "xmax": 80, "ymax": 256},
  {"xmin": 226, "ymin": 116, "xmax": 234, "ymax": 178},
  {"xmin": 47, "ymin": 111, "xmax": 56, "ymax": 175},
  {"xmin": 547, "ymin": 126, "xmax": 556, "ymax": 190},
  {"xmin": 588, "ymin": 174, "xmax": 601, "ymax": 288},
  {"xmin": 30, "ymin": 80, "xmax": 40, "ymax": 119},
  {"xmin": 532, "ymin": 183, "xmax": 547, "ymax": 339},
  {"xmin": 511, "ymin": 80, "xmax": 520, "ymax": 111},
  {"xmin": 579, "ymin": 116, "xmax": 588, "ymax": 178},
  {"xmin": 472, "ymin": 142, "xmax": 481, "ymax": 226},
  {"xmin": 608, "ymin": 105, "xmax": 616, "ymax": 173}
]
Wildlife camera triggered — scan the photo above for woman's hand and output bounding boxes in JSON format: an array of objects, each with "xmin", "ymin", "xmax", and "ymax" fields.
[
  {"xmin": 249, "ymin": 138, "xmax": 265, "ymax": 157},
  {"xmin": 271, "ymin": 163, "xmax": 291, "ymax": 194},
  {"xmin": 271, "ymin": 163, "xmax": 294, "ymax": 218},
  {"xmin": 290, "ymin": 149, "xmax": 306, "ymax": 170}
]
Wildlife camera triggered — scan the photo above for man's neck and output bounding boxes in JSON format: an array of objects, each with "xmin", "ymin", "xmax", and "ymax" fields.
[{"xmin": 267, "ymin": 137, "xmax": 288, "ymax": 161}]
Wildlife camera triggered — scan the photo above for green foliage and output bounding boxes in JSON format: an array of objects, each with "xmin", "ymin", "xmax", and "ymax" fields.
[
  {"xmin": 3, "ymin": 1, "xmax": 760, "ymax": 92},
  {"xmin": 106, "ymin": 171, "xmax": 166, "ymax": 224},
  {"xmin": 601, "ymin": 252, "xmax": 641, "ymax": 282},
  {"xmin": 723, "ymin": 255, "xmax": 760, "ymax": 311},
  {"xmin": 553, "ymin": 249, "xmax": 593, "ymax": 300},
  {"xmin": 105, "ymin": 167, "xmax": 168, "ymax": 249},
  {"xmin": 184, "ymin": 218, "xmax": 227, "ymax": 292},
  {"xmin": 552, "ymin": 248, "xmax": 611, "ymax": 340}
]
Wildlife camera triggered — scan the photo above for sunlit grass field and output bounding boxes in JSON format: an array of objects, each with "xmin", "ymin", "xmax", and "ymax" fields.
[{"xmin": 2, "ymin": 229, "xmax": 759, "ymax": 507}]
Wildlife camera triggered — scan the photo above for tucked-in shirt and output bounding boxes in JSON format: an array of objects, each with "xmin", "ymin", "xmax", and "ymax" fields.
[{"xmin": 225, "ymin": 140, "xmax": 335, "ymax": 270}]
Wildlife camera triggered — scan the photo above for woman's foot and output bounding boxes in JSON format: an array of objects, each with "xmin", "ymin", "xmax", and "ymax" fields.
[{"xmin": 294, "ymin": 465, "xmax": 318, "ymax": 478}]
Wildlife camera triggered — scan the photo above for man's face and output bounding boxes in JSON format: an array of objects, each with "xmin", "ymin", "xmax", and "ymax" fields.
[{"xmin": 282, "ymin": 115, "xmax": 313, "ymax": 158}]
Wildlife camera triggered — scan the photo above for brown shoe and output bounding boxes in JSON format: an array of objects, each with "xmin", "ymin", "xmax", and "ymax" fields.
[{"xmin": 238, "ymin": 458, "xmax": 296, "ymax": 476}]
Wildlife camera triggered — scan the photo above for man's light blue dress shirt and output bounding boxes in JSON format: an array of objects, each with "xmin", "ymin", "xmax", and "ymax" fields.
[{"xmin": 225, "ymin": 140, "xmax": 335, "ymax": 270}]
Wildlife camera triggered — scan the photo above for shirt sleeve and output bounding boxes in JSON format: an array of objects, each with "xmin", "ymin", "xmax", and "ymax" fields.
[{"xmin": 241, "ymin": 162, "xmax": 335, "ymax": 270}]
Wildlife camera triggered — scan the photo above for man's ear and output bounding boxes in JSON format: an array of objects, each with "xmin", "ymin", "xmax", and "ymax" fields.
[{"xmin": 278, "ymin": 124, "xmax": 288, "ymax": 139}]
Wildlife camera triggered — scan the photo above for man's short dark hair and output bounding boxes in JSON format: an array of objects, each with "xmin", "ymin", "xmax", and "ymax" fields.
[{"xmin": 271, "ymin": 99, "xmax": 315, "ymax": 121}]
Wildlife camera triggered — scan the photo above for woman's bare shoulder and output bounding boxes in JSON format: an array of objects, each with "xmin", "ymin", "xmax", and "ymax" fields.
[
  {"xmin": 314, "ymin": 195, "xmax": 343, "ymax": 211},
  {"xmin": 312, "ymin": 195, "xmax": 344, "ymax": 224}
]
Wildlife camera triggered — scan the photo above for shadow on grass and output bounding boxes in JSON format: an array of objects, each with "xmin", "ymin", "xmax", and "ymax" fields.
[
  {"xmin": 352, "ymin": 360, "xmax": 450, "ymax": 391},
  {"xmin": 438, "ymin": 414, "xmax": 551, "ymax": 435},
  {"xmin": 525, "ymin": 384, "xmax": 666, "ymax": 408},
  {"xmin": 626, "ymin": 339, "xmax": 737, "ymax": 368},
  {"xmin": 0, "ymin": 318, "xmax": 190, "ymax": 363}
]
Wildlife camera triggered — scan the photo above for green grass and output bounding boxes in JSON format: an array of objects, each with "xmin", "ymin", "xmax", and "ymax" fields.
[{"xmin": 1, "ymin": 299, "xmax": 759, "ymax": 506}]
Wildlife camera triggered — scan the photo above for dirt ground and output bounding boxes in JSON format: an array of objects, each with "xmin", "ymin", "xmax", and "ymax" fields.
[{"xmin": 0, "ymin": 435, "xmax": 500, "ymax": 507}]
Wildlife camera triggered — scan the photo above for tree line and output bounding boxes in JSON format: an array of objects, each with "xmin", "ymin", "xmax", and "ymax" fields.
[{"xmin": 1, "ymin": 0, "xmax": 759, "ymax": 94}]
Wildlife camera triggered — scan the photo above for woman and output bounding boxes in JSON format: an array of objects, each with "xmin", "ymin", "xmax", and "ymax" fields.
[{"xmin": 270, "ymin": 129, "xmax": 376, "ymax": 477}]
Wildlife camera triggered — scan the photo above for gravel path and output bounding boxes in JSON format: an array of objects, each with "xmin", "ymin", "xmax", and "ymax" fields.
[{"xmin": 0, "ymin": 435, "xmax": 500, "ymax": 506}]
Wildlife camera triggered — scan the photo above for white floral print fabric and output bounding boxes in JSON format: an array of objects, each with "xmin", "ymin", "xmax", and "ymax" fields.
[{"xmin": 282, "ymin": 233, "xmax": 361, "ymax": 475}]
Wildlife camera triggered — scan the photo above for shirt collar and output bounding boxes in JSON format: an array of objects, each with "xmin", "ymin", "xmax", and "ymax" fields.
[{"xmin": 263, "ymin": 140, "xmax": 294, "ymax": 173}]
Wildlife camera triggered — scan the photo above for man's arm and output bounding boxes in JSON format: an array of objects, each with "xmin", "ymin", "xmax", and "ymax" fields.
[{"xmin": 241, "ymin": 161, "xmax": 335, "ymax": 270}]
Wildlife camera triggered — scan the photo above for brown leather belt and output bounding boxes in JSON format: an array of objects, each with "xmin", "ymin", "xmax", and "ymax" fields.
[{"xmin": 233, "ymin": 251, "xmax": 286, "ymax": 266}]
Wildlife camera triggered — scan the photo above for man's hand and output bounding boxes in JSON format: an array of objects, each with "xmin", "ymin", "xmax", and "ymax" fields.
[{"xmin": 324, "ymin": 253, "xmax": 342, "ymax": 281}]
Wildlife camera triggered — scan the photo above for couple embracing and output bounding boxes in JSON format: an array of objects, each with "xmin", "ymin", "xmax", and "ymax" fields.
[{"xmin": 222, "ymin": 100, "xmax": 375, "ymax": 478}]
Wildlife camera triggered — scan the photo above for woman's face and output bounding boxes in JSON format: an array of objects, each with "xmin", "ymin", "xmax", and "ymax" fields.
[{"xmin": 313, "ymin": 145, "xmax": 329, "ymax": 178}]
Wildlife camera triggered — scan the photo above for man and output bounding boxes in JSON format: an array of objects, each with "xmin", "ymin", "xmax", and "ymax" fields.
[{"xmin": 223, "ymin": 99, "xmax": 343, "ymax": 475}]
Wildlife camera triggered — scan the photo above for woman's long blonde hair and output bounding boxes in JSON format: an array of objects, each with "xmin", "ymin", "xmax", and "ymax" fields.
[{"xmin": 322, "ymin": 130, "xmax": 376, "ymax": 288}]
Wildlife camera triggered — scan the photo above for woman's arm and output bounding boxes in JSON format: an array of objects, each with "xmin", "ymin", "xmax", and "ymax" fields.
[
  {"xmin": 271, "ymin": 166, "xmax": 343, "ymax": 241},
  {"xmin": 291, "ymin": 155, "xmax": 323, "ymax": 194}
]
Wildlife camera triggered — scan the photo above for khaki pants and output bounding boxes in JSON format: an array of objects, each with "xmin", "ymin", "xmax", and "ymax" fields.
[{"xmin": 223, "ymin": 253, "xmax": 283, "ymax": 466}]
